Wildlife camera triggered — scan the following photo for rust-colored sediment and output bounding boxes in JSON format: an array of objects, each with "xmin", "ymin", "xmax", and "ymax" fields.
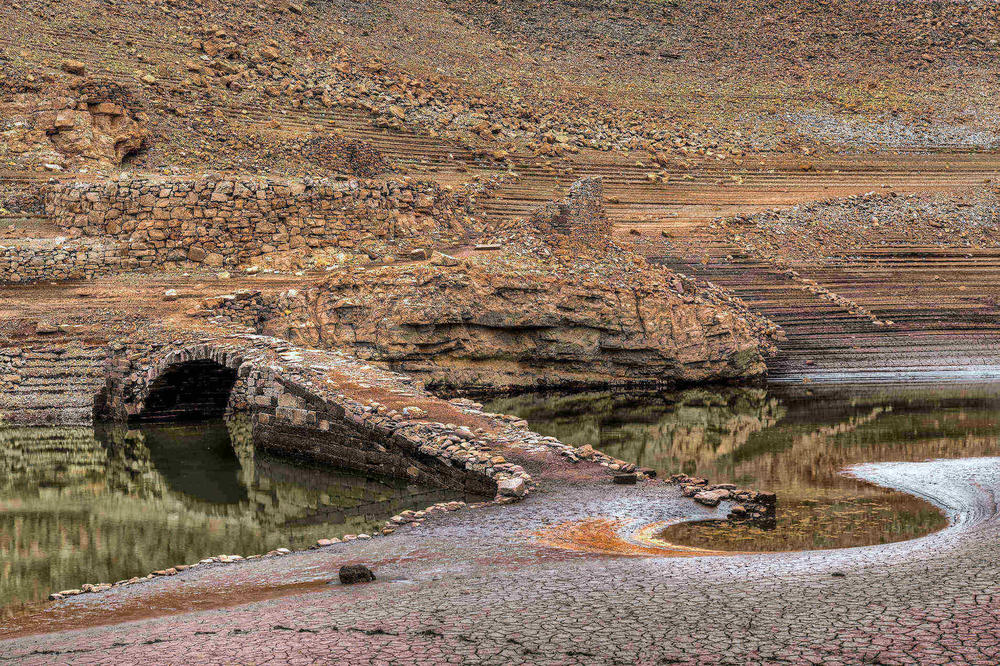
[
  {"xmin": 532, "ymin": 518, "xmax": 733, "ymax": 558},
  {"xmin": 0, "ymin": 579, "xmax": 335, "ymax": 641}
]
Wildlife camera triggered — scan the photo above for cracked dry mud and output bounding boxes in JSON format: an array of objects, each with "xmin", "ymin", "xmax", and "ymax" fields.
[{"xmin": 3, "ymin": 454, "xmax": 1000, "ymax": 665}]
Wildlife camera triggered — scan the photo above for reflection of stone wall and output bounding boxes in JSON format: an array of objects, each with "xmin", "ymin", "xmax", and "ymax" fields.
[
  {"xmin": 0, "ymin": 426, "xmax": 106, "ymax": 489},
  {"xmin": 0, "ymin": 422, "xmax": 467, "ymax": 609}
]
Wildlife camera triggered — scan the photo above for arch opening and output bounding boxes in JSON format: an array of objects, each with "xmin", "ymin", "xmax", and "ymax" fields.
[{"xmin": 137, "ymin": 359, "xmax": 238, "ymax": 422}]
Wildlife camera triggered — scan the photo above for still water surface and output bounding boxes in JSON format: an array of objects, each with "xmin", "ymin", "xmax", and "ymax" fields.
[
  {"xmin": 486, "ymin": 384, "xmax": 1000, "ymax": 553},
  {"xmin": 0, "ymin": 416, "xmax": 465, "ymax": 616}
]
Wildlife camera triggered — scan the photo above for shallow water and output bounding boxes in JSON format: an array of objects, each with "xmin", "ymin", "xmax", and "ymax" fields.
[
  {"xmin": 485, "ymin": 384, "xmax": 1000, "ymax": 552},
  {"xmin": 0, "ymin": 415, "xmax": 465, "ymax": 616}
]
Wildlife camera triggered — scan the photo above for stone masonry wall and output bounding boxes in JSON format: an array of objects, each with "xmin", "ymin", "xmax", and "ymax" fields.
[
  {"xmin": 529, "ymin": 176, "xmax": 610, "ymax": 240},
  {"xmin": 44, "ymin": 174, "xmax": 490, "ymax": 268},
  {"xmin": 0, "ymin": 238, "xmax": 124, "ymax": 283},
  {"xmin": 99, "ymin": 337, "xmax": 517, "ymax": 497},
  {"xmin": 0, "ymin": 341, "xmax": 107, "ymax": 424}
]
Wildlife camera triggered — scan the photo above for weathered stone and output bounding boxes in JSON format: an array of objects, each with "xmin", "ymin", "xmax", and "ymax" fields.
[
  {"xmin": 693, "ymin": 489, "xmax": 731, "ymax": 507},
  {"xmin": 498, "ymin": 477, "xmax": 527, "ymax": 497},
  {"xmin": 338, "ymin": 564, "xmax": 376, "ymax": 584},
  {"xmin": 61, "ymin": 60, "xmax": 87, "ymax": 75}
]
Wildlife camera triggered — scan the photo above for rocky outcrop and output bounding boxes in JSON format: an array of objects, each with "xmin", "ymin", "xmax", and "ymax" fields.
[
  {"xmin": 1, "ymin": 80, "xmax": 149, "ymax": 167},
  {"xmin": 252, "ymin": 257, "xmax": 776, "ymax": 391}
]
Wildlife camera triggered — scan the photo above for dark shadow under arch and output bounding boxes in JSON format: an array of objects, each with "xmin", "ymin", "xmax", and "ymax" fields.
[{"xmin": 137, "ymin": 359, "xmax": 238, "ymax": 422}]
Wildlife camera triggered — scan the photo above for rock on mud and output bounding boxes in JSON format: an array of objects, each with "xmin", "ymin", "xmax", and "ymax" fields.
[
  {"xmin": 338, "ymin": 564, "xmax": 376, "ymax": 585},
  {"xmin": 693, "ymin": 489, "xmax": 731, "ymax": 507}
]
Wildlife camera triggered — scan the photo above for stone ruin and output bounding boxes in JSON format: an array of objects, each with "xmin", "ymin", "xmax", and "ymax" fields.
[
  {"xmin": 300, "ymin": 135, "xmax": 393, "ymax": 177},
  {"xmin": 529, "ymin": 176, "xmax": 610, "ymax": 241}
]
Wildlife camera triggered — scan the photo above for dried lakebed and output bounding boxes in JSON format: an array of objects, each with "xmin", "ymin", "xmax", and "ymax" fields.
[
  {"xmin": 3, "ymin": 448, "xmax": 1000, "ymax": 662},
  {"xmin": 4, "ymin": 383, "xmax": 1000, "ymax": 663}
]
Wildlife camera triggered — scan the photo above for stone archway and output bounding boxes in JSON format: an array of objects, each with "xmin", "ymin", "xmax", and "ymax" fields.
[
  {"xmin": 137, "ymin": 358, "xmax": 238, "ymax": 421},
  {"xmin": 102, "ymin": 343, "xmax": 251, "ymax": 423},
  {"xmin": 98, "ymin": 337, "xmax": 503, "ymax": 496}
]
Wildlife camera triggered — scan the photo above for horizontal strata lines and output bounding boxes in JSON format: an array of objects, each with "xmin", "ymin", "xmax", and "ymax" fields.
[
  {"xmin": 653, "ymin": 236, "xmax": 1000, "ymax": 379},
  {"xmin": 0, "ymin": 342, "xmax": 107, "ymax": 424}
]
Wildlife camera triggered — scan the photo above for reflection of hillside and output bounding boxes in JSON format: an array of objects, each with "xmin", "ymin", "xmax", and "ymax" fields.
[
  {"xmin": 487, "ymin": 388, "xmax": 785, "ymax": 474},
  {"xmin": 494, "ymin": 386, "xmax": 1000, "ymax": 498},
  {"xmin": 0, "ymin": 419, "xmax": 464, "ymax": 613},
  {"xmin": 749, "ymin": 403, "xmax": 1000, "ymax": 500}
]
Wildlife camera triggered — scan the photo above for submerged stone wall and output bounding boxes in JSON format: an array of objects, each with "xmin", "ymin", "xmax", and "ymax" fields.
[{"xmin": 44, "ymin": 174, "xmax": 490, "ymax": 268}]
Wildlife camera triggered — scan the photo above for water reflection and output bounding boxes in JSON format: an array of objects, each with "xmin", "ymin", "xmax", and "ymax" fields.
[
  {"xmin": 486, "ymin": 385, "xmax": 1000, "ymax": 552},
  {"xmin": 0, "ymin": 415, "xmax": 467, "ymax": 616}
]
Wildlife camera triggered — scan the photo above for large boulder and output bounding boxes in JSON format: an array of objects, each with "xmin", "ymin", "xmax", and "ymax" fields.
[{"xmin": 24, "ymin": 80, "xmax": 149, "ymax": 165}]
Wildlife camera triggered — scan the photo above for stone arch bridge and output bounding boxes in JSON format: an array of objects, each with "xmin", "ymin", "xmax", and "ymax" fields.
[{"xmin": 93, "ymin": 335, "xmax": 511, "ymax": 497}]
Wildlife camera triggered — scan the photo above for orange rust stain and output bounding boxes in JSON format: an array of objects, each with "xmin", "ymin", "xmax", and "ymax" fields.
[
  {"xmin": 532, "ymin": 518, "xmax": 742, "ymax": 558},
  {"xmin": 0, "ymin": 579, "xmax": 332, "ymax": 640}
]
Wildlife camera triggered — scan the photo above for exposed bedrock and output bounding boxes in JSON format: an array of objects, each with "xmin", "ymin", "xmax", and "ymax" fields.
[
  {"xmin": 1, "ymin": 79, "xmax": 150, "ymax": 168},
  {"xmin": 256, "ymin": 261, "xmax": 776, "ymax": 392}
]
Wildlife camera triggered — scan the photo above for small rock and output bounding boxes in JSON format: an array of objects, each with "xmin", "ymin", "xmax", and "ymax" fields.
[
  {"xmin": 498, "ymin": 477, "xmax": 527, "ymax": 497},
  {"xmin": 338, "ymin": 564, "xmax": 376, "ymax": 585},
  {"xmin": 693, "ymin": 489, "xmax": 731, "ymax": 507},
  {"xmin": 61, "ymin": 59, "xmax": 86, "ymax": 75},
  {"xmin": 35, "ymin": 321, "xmax": 59, "ymax": 334},
  {"xmin": 612, "ymin": 473, "xmax": 638, "ymax": 485}
]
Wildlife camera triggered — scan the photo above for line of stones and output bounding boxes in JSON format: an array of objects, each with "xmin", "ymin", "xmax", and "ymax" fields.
[{"xmin": 0, "ymin": 238, "xmax": 123, "ymax": 283}]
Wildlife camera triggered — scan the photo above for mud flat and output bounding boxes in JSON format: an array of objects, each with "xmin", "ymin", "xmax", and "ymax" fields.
[{"xmin": 4, "ymin": 444, "xmax": 1000, "ymax": 663}]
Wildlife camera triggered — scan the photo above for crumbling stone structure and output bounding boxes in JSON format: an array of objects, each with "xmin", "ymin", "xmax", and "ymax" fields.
[
  {"xmin": 529, "ymin": 176, "xmax": 610, "ymax": 240},
  {"xmin": 44, "ymin": 174, "xmax": 487, "ymax": 268},
  {"xmin": 97, "ymin": 337, "xmax": 522, "ymax": 496}
]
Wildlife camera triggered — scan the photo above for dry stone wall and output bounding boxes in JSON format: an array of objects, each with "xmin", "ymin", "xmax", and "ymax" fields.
[
  {"xmin": 0, "ymin": 342, "xmax": 107, "ymax": 424},
  {"xmin": 0, "ymin": 237, "xmax": 124, "ymax": 283},
  {"xmin": 44, "ymin": 174, "xmax": 490, "ymax": 269},
  {"xmin": 529, "ymin": 176, "xmax": 610, "ymax": 241}
]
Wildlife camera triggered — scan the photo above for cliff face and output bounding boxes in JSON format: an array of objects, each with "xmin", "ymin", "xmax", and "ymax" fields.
[{"xmin": 257, "ymin": 258, "xmax": 777, "ymax": 392}]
